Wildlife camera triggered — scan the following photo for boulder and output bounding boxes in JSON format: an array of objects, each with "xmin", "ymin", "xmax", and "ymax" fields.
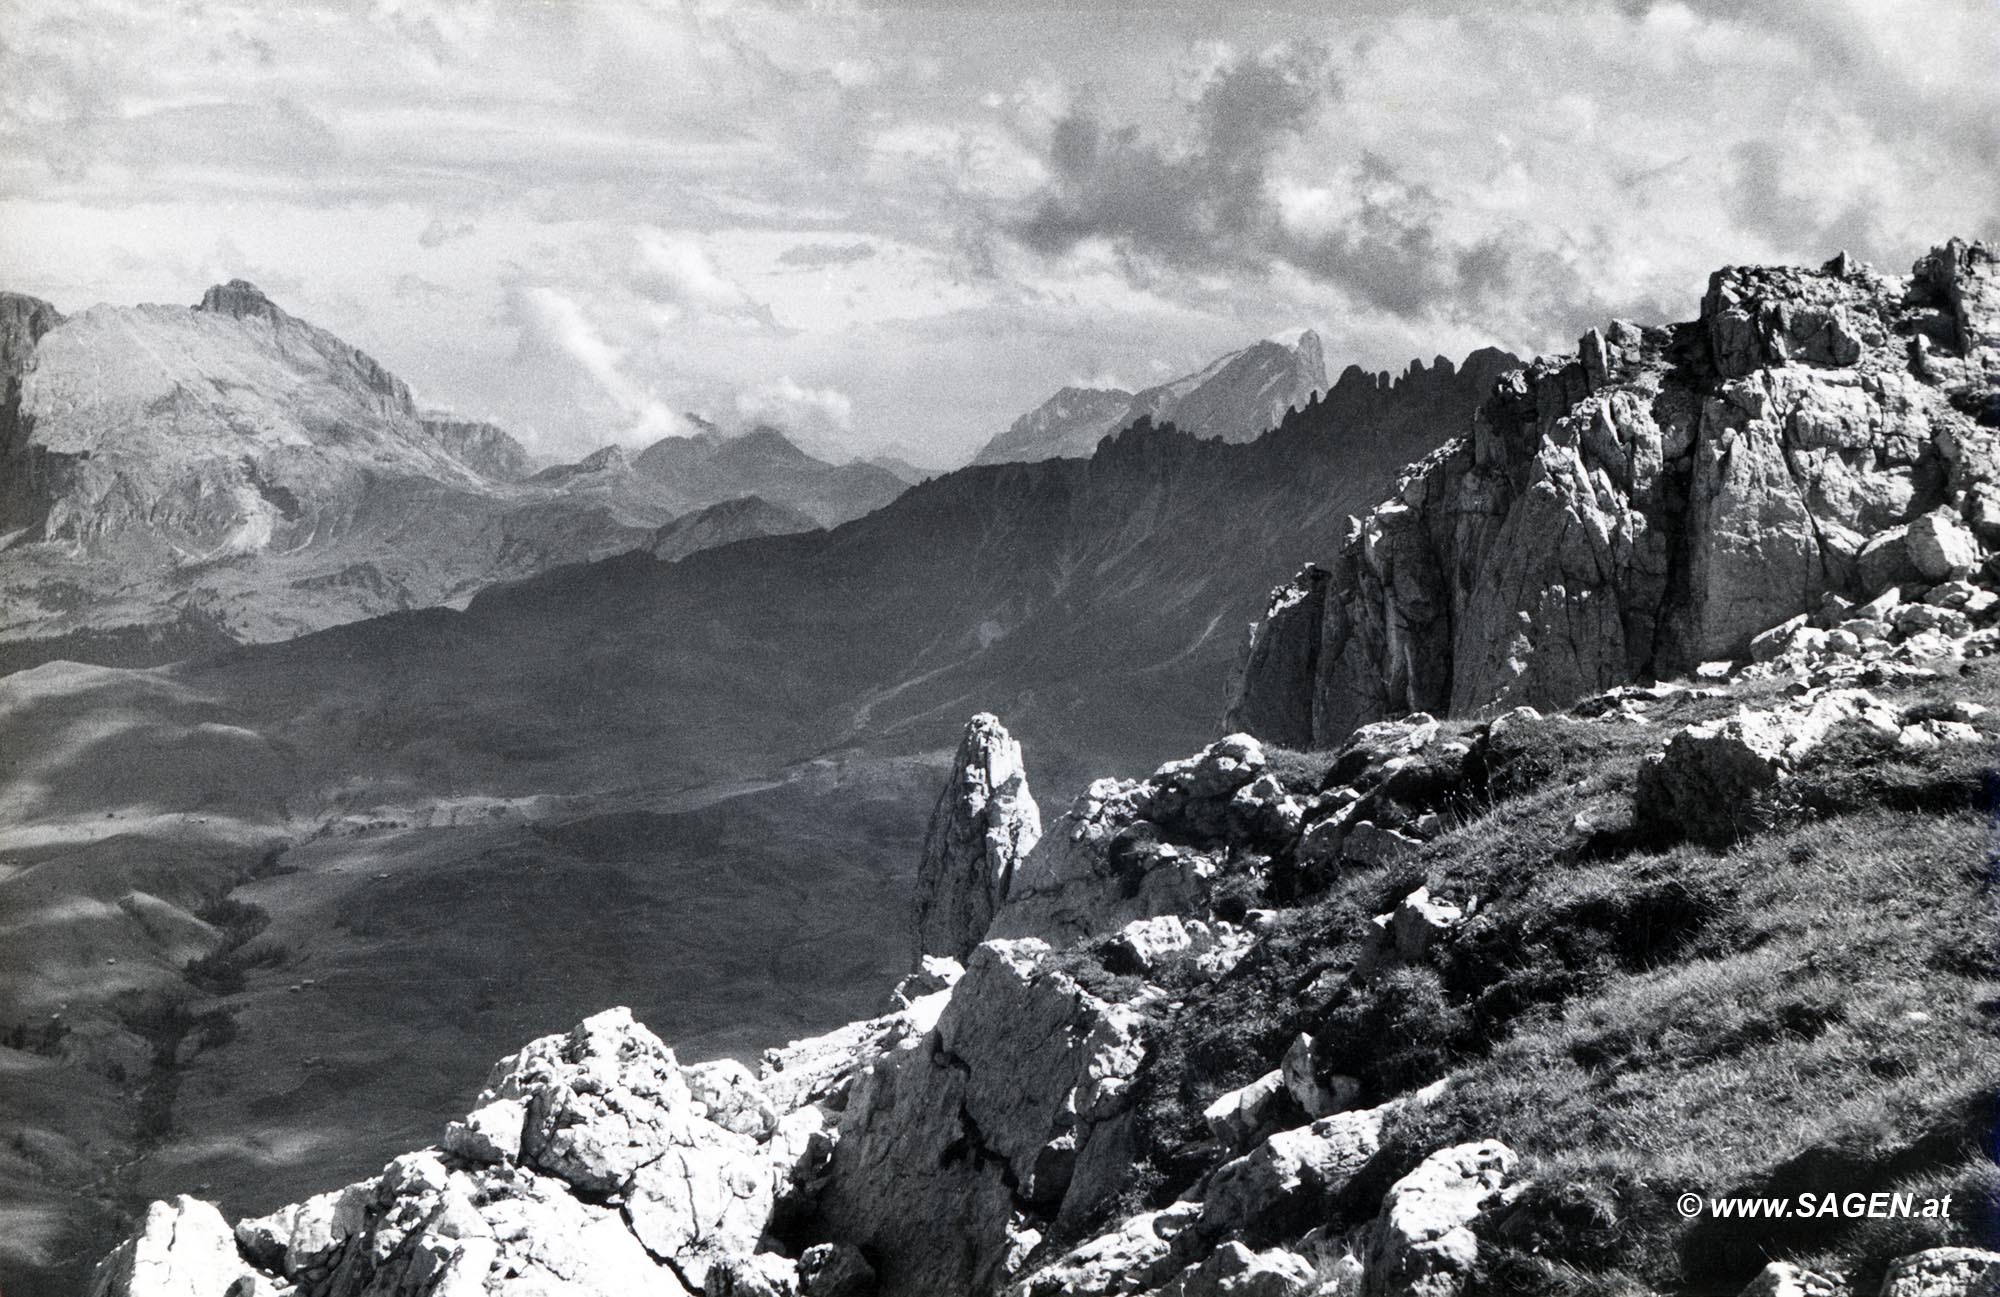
[
  {"xmin": 914, "ymin": 713, "xmax": 1043, "ymax": 964},
  {"xmin": 1203, "ymin": 1069, "xmax": 1289, "ymax": 1152},
  {"xmin": 1750, "ymin": 614, "xmax": 1811, "ymax": 662},
  {"xmin": 1229, "ymin": 773, "xmax": 1305, "ymax": 841},
  {"xmin": 89, "ymin": 1196, "xmax": 272, "ymax": 1297},
  {"xmin": 1635, "ymin": 690, "xmax": 1900, "ymax": 843},
  {"xmin": 1879, "ymin": 1247, "xmax": 2000, "ymax": 1297},
  {"xmin": 1389, "ymin": 887, "xmax": 1463, "ymax": 963},
  {"xmin": 1155, "ymin": 1242, "xmax": 1317, "ymax": 1297},
  {"xmin": 1905, "ymin": 508, "xmax": 1983, "ymax": 581},
  {"xmin": 1012, "ymin": 1204, "xmax": 1200, "ymax": 1297},
  {"xmin": 1199, "ymin": 1105, "xmax": 1388, "ymax": 1240},
  {"xmin": 1109, "ymin": 915, "xmax": 1196, "ymax": 975},
  {"xmin": 1859, "ymin": 530, "xmax": 1924, "ymax": 595},
  {"xmin": 1362, "ymin": 1140, "xmax": 1519, "ymax": 1297},
  {"xmin": 1968, "ymin": 483, "xmax": 2000, "ymax": 542},
  {"xmin": 686, "ymin": 1058, "xmax": 781, "ymax": 1139},
  {"xmin": 1343, "ymin": 821, "xmax": 1421, "ymax": 868},
  {"xmin": 441, "ymin": 1097, "xmax": 526, "ymax": 1165},
  {"xmin": 1280, "ymin": 1032, "xmax": 1357, "ymax": 1119},
  {"xmin": 1892, "ymin": 603, "xmax": 1973, "ymax": 640},
  {"xmin": 890, "ymin": 955, "xmax": 965, "ymax": 1009},
  {"xmin": 1164, "ymin": 734, "xmax": 1268, "ymax": 800},
  {"xmin": 234, "ymin": 1180, "xmax": 374, "ymax": 1278}
]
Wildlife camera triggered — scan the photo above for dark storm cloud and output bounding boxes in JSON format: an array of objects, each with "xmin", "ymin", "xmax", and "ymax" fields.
[
  {"xmin": 1016, "ymin": 42, "xmax": 1336, "ymax": 260},
  {"xmin": 1010, "ymin": 50, "xmax": 1595, "ymax": 326}
]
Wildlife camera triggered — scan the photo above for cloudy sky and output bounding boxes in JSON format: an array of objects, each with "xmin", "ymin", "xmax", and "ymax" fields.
[{"xmin": 3, "ymin": 0, "xmax": 1996, "ymax": 464}]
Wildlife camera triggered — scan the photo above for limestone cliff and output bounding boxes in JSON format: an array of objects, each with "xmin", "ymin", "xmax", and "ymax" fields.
[{"xmin": 1230, "ymin": 241, "xmax": 2000, "ymax": 746}]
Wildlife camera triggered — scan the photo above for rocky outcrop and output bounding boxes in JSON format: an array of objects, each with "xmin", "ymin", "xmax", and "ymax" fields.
[
  {"xmin": 1362, "ymin": 1141, "xmax": 1519, "ymax": 1297},
  {"xmin": 990, "ymin": 734, "xmax": 1279, "ymax": 948},
  {"xmin": 420, "ymin": 413, "xmax": 532, "ymax": 481},
  {"xmin": 811, "ymin": 938, "xmax": 1149, "ymax": 1297},
  {"xmin": 1226, "ymin": 567, "xmax": 1331, "ymax": 748},
  {"xmin": 87, "ymin": 1197, "xmax": 270, "ymax": 1297},
  {"xmin": 1230, "ymin": 241, "xmax": 2000, "ymax": 748},
  {"xmin": 914, "ymin": 714, "xmax": 1044, "ymax": 963}
]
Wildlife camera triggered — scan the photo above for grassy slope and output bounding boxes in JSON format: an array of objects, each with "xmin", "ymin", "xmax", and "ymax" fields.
[{"xmin": 1101, "ymin": 662, "xmax": 2000, "ymax": 1295}]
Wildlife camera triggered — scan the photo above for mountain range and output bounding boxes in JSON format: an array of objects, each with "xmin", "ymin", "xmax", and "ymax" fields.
[
  {"xmin": 0, "ymin": 283, "xmax": 906, "ymax": 674},
  {"xmin": 971, "ymin": 329, "xmax": 1329, "ymax": 464}
]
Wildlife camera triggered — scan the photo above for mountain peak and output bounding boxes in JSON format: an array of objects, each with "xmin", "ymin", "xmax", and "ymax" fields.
[
  {"xmin": 196, "ymin": 279, "xmax": 287, "ymax": 324},
  {"xmin": 733, "ymin": 425, "xmax": 813, "ymax": 461}
]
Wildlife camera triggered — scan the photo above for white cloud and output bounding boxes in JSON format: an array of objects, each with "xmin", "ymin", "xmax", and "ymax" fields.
[
  {"xmin": 632, "ymin": 235, "xmax": 777, "ymax": 327},
  {"xmin": 735, "ymin": 376, "xmax": 854, "ymax": 439},
  {"xmin": 509, "ymin": 285, "xmax": 693, "ymax": 448}
]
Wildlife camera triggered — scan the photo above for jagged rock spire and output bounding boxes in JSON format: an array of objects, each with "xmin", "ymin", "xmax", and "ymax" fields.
[{"xmin": 912, "ymin": 712, "xmax": 1041, "ymax": 965}]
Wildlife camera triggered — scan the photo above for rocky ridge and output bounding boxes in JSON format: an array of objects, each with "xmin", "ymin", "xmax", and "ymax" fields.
[
  {"xmin": 1230, "ymin": 240, "xmax": 2000, "ymax": 746},
  {"xmin": 973, "ymin": 331, "xmax": 1330, "ymax": 465}
]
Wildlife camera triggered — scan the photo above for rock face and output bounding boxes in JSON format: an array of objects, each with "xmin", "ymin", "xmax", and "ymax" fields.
[
  {"xmin": 914, "ymin": 714, "xmax": 1044, "ymax": 963},
  {"xmin": 1225, "ymin": 567, "xmax": 1331, "ymax": 748},
  {"xmin": 811, "ymin": 938, "xmax": 1148, "ymax": 1296},
  {"xmin": 1230, "ymin": 242, "xmax": 2000, "ymax": 746},
  {"xmin": 420, "ymin": 414, "xmax": 533, "ymax": 481}
]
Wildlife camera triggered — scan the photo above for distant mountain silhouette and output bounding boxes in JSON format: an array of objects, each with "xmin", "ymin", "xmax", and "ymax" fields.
[{"xmin": 972, "ymin": 328, "xmax": 1331, "ymax": 464}]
